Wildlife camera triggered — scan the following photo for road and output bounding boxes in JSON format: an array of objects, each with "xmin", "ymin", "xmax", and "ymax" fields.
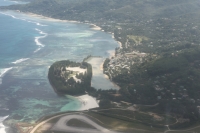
[
  {"xmin": 51, "ymin": 114, "xmax": 120, "ymax": 133},
  {"xmin": 29, "ymin": 113, "xmax": 72, "ymax": 133}
]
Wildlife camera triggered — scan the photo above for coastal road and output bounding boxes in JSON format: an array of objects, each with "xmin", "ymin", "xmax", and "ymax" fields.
[{"xmin": 51, "ymin": 114, "xmax": 121, "ymax": 133}]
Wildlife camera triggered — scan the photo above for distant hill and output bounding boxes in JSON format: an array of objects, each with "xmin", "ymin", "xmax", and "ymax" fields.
[
  {"xmin": 2, "ymin": 0, "xmax": 200, "ymax": 124},
  {"xmin": 2, "ymin": 0, "xmax": 200, "ymax": 22}
]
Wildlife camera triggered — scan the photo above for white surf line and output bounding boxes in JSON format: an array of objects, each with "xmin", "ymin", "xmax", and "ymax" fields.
[
  {"xmin": 0, "ymin": 115, "xmax": 9, "ymax": 133},
  {"xmin": 9, "ymin": 0, "xmax": 18, "ymax": 3},
  {"xmin": 0, "ymin": 12, "xmax": 47, "ymax": 26},
  {"xmin": 34, "ymin": 28, "xmax": 48, "ymax": 52},
  {"xmin": 0, "ymin": 67, "xmax": 13, "ymax": 78},
  {"xmin": 3, "ymin": 0, "xmax": 18, "ymax": 3},
  {"xmin": 33, "ymin": 47, "xmax": 41, "ymax": 53},
  {"xmin": 0, "ymin": 67, "xmax": 13, "ymax": 84},
  {"xmin": 36, "ymin": 22, "xmax": 47, "ymax": 26},
  {"xmin": 0, "ymin": 12, "xmax": 17, "ymax": 19},
  {"xmin": 11, "ymin": 58, "xmax": 29, "ymax": 64},
  {"xmin": 27, "ymin": 20, "xmax": 48, "ymax": 26}
]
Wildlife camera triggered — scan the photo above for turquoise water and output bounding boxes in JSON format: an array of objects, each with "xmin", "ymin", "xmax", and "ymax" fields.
[{"xmin": 0, "ymin": 0, "xmax": 118, "ymax": 124}]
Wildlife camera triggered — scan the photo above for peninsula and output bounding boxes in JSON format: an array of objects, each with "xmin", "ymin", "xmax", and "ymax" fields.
[
  {"xmin": 2, "ymin": 0, "xmax": 200, "ymax": 132},
  {"xmin": 48, "ymin": 60, "xmax": 94, "ymax": 95}
]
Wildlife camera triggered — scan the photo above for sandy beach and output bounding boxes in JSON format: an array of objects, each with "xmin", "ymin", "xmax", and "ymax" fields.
[
  {"xmin": 25, "ymin": 12, "xmax": 81, "ymax": 23},
  {"xmin": 18, "ymin": 10, "xmax": 122, "ymax": 50},
  {"xmin": 89, "ymin": 23, "xmax": 102, "ymax": 30},
  {"xmin": 77, "ymin": 94, "xmax": 99, "ymax": 110},
  {"xmin": 19, "ymin": 11, "xmax": 119, "ymax": 108},
  {"xmin": 111, "ymin": 33, "xmax": 122, "ymax": 48},
  {"xmin": 86, "ymin": 57, "xmax": 120, "ymax": 90},
  {"xmin": 117, "ymin": 41, "xmax": 122, "ymax": 48},
  {"xmin": 23, "ymin": 12, "xmax": 103, "ymax": 32},
  {"xmin": 21, "ymin": 11, "xmax": 122, "ymax": 59},
  {"xmin": 107, "ymin": 50, "xmax": 115, "ymax": 58}
]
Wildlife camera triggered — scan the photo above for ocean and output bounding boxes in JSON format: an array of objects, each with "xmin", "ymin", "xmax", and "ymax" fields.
[{"xmin": 0, "ymin": 0, "xmax": 119, "ymax": 132}]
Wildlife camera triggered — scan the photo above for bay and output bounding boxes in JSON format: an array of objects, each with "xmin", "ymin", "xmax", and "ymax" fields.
[{"xmin": 0, "ymin": 0, "xmax": 119, "ymax": 129}]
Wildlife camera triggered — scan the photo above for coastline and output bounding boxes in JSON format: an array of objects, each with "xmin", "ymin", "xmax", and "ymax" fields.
[
  {"xmin": 21, "ymin": 12, "xmax": 102, "ymax": 31},
  {"xmin": 11, "ymin": 10, "xmax": 120, "ymax": 109},
  {"xmin": 86, "ymin": 56, "xmax": 120, "ymax": 90},
  {"xmin": 17, "ymin": 11, "xmax": 121, "ymax": 49},
  {"xmin": 0, "ymin": 116, "xmax": 9, "ymax": 133},
  {"xmin": 60, "ymin": 95, "xmax": 98, "ymax": 111},
  {"xmin": 76, "ymin": 94, "xmax": 99, "ymax": 110}
]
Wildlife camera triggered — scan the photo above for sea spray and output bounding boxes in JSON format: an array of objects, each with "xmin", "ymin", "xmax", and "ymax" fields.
[
  {"xmin": 34, "ymin": 28, "xmax": 48, "ymax": 52},
  {"xmin": 11, "ymin": 58, "xmax": 29, "ymax": 64},
  {"xmin": 0, "ymin": 116, "xmax": 9, "ymax": 133},
  {"xmin": 0, "ymin": 12, "xmax": 47, "ymax": 27},
  {"xmin": 0, "ymin": 67, "xmax": 13, "ymax": 84},
  {"xmin": 0, "ymin": 68, "xmax": 13, "ymax": 78},
  {"xmin": 0, "ymin": 6, "xmax": 119, "ymax": 124}
]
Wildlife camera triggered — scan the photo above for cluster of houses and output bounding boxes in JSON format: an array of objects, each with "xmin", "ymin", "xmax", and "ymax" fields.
[{"xmin": 104, "ymin": 50, "xmax": 147, "ymax": 79}]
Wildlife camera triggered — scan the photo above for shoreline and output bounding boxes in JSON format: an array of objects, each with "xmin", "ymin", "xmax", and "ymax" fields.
[
  {"xmin": 17, "ymin": 11, "xmax": 121, "ymax": 49},
  {"xmin": 86, "ymin": 56, "xmax": 120, "ymax": 90},
  {"xmin": 21, "ymin": 11, "xmax": 103, "ymax": 31},
  {"xmin": 76, "ymin": 94, "xmax": 99, "ymax": 110},
  {"xmin": 9, "ymin": 10, "xmax": 122, "ymax": 58},
  {"xmin": 9, "ymin": 10, "xmax": 120, "ymax": 109}
]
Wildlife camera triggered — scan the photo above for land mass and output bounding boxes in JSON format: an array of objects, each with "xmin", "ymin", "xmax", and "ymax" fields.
[
  {"xmin": 48, "ymin": 60, "xmax": 94, "ymax": 95},
  {"xmin": 2, "ymin": 0, "xmax": 200, "ymax": 131}
]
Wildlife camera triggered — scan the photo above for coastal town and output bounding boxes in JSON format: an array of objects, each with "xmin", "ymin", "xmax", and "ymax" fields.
[
  {"xmin": 104, "ymin": 48, "xmax": 148, "ymax": 79},
  {"xmin": 1, "ymin": 0, "xmax": 200, "ymax": 133}
]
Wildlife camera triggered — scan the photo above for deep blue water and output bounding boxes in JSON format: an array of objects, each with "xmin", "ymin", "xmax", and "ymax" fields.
[{"xmin": 0, "ymin": 0, "xmax": 119, "ymax": 128}]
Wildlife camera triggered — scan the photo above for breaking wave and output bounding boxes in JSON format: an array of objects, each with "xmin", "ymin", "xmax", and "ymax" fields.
[
  {"xmin": 34, "ymin": 28, "xmax": 48, "ymax": 52},
  {"xmin": 11, "ymin": 58, "xmax": 29, "ymax": 64},
  {"xmin": 0, "ymin": 12, "xmax": 48, "ymax": 26},
  {"xmin": 0, "ymin": 67, "xmax": 13, "ymax": 85},
  {"xmin": 0, "ymin": 116, "xmax": 9, "ymax": 133}
]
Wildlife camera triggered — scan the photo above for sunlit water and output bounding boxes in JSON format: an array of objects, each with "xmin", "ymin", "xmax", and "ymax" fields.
[{"xmin": 0, "ymin": 0, "xmax": 119, "ymax": 129}]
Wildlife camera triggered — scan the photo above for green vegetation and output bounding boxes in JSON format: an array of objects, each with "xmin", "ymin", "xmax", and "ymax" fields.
[
  {"xmin": 4, "ymin": 0, "xmax": 200, "ymax": 55},
  {"xmin": 113, "ymin": 49, "xmax": 200, "ymax": 119},
  {"xmin": 3, "ymin": 0, "xmax": 200, "ymax": 129},
  {"xmin": 48, "ymin": 60, "xmax": 95, "ymax": 95},
  {"xmin": 84, "ymin": 111, "xmax": 164, "ymax": 132},
  {"xmin": 127, "ymin": 35, "xmax": 148, "ymax": 44},
  {"xmin": 96, "ymin": 109, "xmax": 176, "ymax": 125}
]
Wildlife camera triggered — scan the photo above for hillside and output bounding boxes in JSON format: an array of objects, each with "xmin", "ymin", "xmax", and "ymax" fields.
[
  {"xmin": 2, "ymin": 0, "xmax": 200, "ymax": 54},
  {"xmin": 2, "ymin": 0, "xmax": 200, "ymax": 126}
]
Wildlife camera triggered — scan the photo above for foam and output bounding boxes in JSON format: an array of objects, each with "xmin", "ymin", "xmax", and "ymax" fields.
[
  {"xmin": 3, "ymin": 0, "xmax": 18, "ymax": 3},
  {"xmin": 0, "ymin": 12, "xmax": 17, "ymax": 19},
  {"xmin": 0, "ymin": 67, "xmax": 13, "ymax": 85},
  {"xmin": 10, "ymin": 1, "xmax": 18, "ymax": 3},
  {"xmin": 34, "ymin": 28, "xmax": 47, "ymax": 48},
  {"xmin": 3, "ymin": 0, "xmax": 16, "ymax": 3},
  {"xmin": 34, "ymin": 47, "xmax": 41, "ymax": 53},
  {"xmin": 11, "ymin": 58, "xmax": 29, "ymax": 64},
  {"xmin": 26, "ymin": 20, "xmax": 48, "ymax": 26},
  {"xmin": 0, "ymin": 116, "xmax": 9, "ymax": 133},
  {"xmin": 77, "ymin": 94, "xmax": 99, "ymax": 110},
  {"xmin": 27, "ymin": 21, "xmax": 47, "ymax": 26},
  {"xmin": 0, "ymin": 12, "xmax": 48, "ymax": 53},
  {"xmin": 36, "ymin": 22, "xmax": 47, "ymax": 26},
  {"xmin": 0, "ymin": 67, "xmax": 13, "ymax": 78},
  {"xmin": 0, "ymin": 12, "xmax": 47, "ymax": 26}
]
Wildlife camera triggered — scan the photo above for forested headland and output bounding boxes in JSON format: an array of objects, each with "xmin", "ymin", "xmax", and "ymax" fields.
[
  {"xmin": 48, "ymin": 60, "xmax": 95, "ymax": 95},
  {"xmin": 3, "ymin": 0, "xmax": 200, "ymax": 127}
]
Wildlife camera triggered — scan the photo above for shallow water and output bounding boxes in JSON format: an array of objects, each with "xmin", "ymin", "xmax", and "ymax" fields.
[
  {"xmin": 87, "ymin": 57, "xmax": 119, "ymax": 90},
  {"xmin": 0, "ymin": 0, "xmax": 119, "ymax": 124}
]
